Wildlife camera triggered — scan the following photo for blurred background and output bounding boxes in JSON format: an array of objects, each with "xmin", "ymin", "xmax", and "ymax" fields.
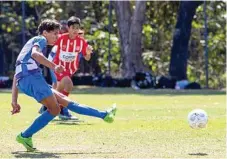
[{"xmin": 0, "ymin": 1, "xmax": 226, "ymax": 89}]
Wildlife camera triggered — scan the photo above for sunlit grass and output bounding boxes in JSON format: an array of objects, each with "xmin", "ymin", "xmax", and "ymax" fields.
[{"xmin": 0, "ymin": 88, "xmax": 225, "ymax": 158}]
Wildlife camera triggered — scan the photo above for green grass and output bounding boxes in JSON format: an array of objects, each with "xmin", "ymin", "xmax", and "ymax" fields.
[{"xmin": 0, "ymin": 87, "xmax": 226, "ymax": 158}]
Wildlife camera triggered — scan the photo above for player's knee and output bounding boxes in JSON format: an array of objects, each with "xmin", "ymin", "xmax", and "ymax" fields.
[
  {"xmin": 63, "ymin": 77, "xmax": 73, "ymax": 91},
  {"xmin": 48, "ymin": 104, "xmax": 61, "ymax": 116},
  {"xmin": 66, "ymin": 83, "xmax": 73, "ymax": 92}
]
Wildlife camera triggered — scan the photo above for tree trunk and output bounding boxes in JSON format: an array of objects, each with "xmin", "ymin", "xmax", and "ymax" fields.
[
  {"xmin": 169, "ymin": 1, "xmax": 203, "ymax": 80},
  {"xmin": 114, "ymin": 1, "xmax": 146, "ymax": 78}
]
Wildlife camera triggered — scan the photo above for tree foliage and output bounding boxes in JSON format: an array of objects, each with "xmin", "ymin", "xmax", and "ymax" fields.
[
  {"xmin": 188, "ymin": 1, "xmax": 226, "ymax": 88},
  {"xmin": 0, "ymin": 1, "xmax": 225, "ymax": 88}
]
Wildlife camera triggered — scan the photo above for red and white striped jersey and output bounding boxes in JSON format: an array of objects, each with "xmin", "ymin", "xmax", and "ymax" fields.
[{"xmin": 53, "ymin": 33, "xmax": 88, "ymax": 75}]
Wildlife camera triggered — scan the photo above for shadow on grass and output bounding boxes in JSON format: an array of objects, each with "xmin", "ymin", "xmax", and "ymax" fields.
[
  {"xmin": 188, "ymin": 152, "xmax": 208, "ymax": 156},
  {"xmin": 12, "ymin": 151, "xmax": 60, "ymax": 158},
  {"xmin": 12, "ymin": 150, "xmax": 116, "ymax": 158},
  {"xmin": 50, "ymin": 119, "xmax": 94, "ymax": 126}
]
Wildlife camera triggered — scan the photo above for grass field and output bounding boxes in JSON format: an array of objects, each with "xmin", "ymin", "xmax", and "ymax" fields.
[{"xmin": 0, "ymin": 87, "xmax": 226, "ymax": 158}]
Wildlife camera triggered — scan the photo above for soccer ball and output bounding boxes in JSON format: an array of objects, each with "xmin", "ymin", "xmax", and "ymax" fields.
[{"xmin": 187, "ymin": 109, "xmax": 208, "ymax": 129}]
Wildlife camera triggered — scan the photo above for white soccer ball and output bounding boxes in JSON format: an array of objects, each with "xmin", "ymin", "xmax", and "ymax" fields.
[{"xmin": 188, "ymin": 109, "xmax": 208, "ymax": 129}]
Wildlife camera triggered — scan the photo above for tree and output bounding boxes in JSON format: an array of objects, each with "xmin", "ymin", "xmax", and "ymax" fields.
[
  {"xmin": 169, "ymin": 1, "xmax": 203, "ymax": 80},
  {"xmin": 113, "ymin": 1, "xmax": 147, "ymax": 78},
  {"xmin": 0, "ymin": 1, "xmax": 225, "ymax": 88},
  {"xmin": 0, "ymin": 1, "xmax": 61, "ymax": 76}
]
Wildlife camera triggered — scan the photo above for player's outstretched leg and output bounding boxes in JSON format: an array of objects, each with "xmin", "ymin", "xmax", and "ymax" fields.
[
  {"xmin": 53, "ymin": 89, "xmax": 117, "ymax": 123},
  {"xmin": 103, "ymin": 103, "xmax": 117, "ymax": 123},
  {"xmin": 66, "ymin": 102, "xmax": 117, "ymax": 123}
]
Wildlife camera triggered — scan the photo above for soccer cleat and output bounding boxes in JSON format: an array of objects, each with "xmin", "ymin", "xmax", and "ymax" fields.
[
  {"xmin": 16, "ymin": 134, "xmax": 36, "ymax": 152},
  {"xmin": 104, "ymin": 104, "xmax": 117, "ymax": 123},
  {"xmin": 58, "ymin": 107, "xmax": 79, "ymax": 120},
  {"xmin": 58, "ymin": 114, "xmax": 79, "ymax": 120}
]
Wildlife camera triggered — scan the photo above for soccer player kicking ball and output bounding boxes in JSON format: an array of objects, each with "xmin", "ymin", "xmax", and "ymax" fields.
[{"xmin": 11, "ymin": 19, "xmax": 117, "ymax": 152}]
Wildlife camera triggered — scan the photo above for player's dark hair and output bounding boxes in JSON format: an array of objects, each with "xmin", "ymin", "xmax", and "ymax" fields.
[
  {"xmin": 38, "ymin": 19, "xmax": 60, "ymax": 35},
  {"xmin": 67, "ymin": 16, "xmax": 81, "ymax": 27}
]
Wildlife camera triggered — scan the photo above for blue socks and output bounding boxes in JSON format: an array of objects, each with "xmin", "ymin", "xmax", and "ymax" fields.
[
  {"xmin": 21, "ymin": 102, "xmax": 106, "ymax": 138},
  {"xmin": 67, "ymin": 102, "xmax": 107, "ymax": 119},
  {"xmin": 21, "ymin": 110, "xmax": 55, "ymax": 138}
]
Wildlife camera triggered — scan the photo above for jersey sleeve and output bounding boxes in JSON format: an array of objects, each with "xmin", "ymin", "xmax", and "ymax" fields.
[
  {"xmin": 52, "ymin": 36, "xmax": 62, "ymax": 64},
  {"xmin": 47, "ymin": 46, "xmax": 57, "ymax": 84},
  {"xmin": 49, "ymin": 69, "xmax": 57, "ymax": 84},
  {"xmin": 81, "ymin": 39, "xmax": 88, "ymax": 56},
  {"xmin": 33, "ymin": 36, "xmax": 47, "ymax": 53}
]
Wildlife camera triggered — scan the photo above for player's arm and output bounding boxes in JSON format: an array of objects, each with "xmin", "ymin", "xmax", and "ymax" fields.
[
  {"xmin": 49, "ymin": 69, "xmax": 57, "ymax": 89},
  {"xmin": 84, "ymin": 45, "xmax": 92, "ymax": 61},
  {"xmin": 84, "ymin": 54, "xmax": 91, "ymax": 61},
  {"xmin": 31, "ymin": 46, "xmax": 63, "ymax": 73},
  {"xmin": 11, "ymin": 75, "xmax": 21, "ymax": 115},
  {"xmin": 83, "ymin": 42, "xmax": 93, "ymax": 61}
]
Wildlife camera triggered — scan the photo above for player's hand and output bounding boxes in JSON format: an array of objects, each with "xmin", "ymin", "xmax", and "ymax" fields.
[
  {"xmin": 11, "ymin": 102, "xmax": 21, "ymax": 115},
  {"xmin": 86, "ymin": 45, "xmax": 93, "ymax": 55},
  {"xmin": 54, "ymin": 65, "xmax": 64, "ymax": 74}
]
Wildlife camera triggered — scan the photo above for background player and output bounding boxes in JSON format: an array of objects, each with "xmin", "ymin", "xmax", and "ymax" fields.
[{"xmin": 39, "ymin": 16, "xmax": 93, "ymax": 120}]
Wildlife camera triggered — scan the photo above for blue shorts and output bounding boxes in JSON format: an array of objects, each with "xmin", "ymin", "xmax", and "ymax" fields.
[{"xmin": 17, "ymin": 73, "xmax": 53, "ymax": 102}]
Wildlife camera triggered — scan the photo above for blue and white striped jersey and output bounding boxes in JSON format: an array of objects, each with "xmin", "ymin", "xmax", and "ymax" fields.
[
  {"xmin": 47, "ymin": 46, "xmax": 57, "ymax": 84},
  {"xmin": 15, "ymin": 35, "xmax": 47, "ymax": 80},
  {"xmin": 47, "ymin": 45, "xmax": 57, "ymax": 62}
]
